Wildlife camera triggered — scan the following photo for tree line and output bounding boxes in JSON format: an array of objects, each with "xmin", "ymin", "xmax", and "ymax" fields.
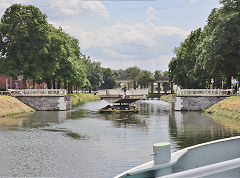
[
  {"xmin": 0, "ymin": 4, "xmax": 169, "ymax": 92},
  {"xmin": 169, "ymin": 0, "xmax": 240, "ymax": 89}
]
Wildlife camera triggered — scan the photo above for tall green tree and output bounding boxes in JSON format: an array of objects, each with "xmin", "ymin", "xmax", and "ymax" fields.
[
  {"xmin": 101, "ymin": 68, "xmax": 116, "ymax": 89},
  {"xmin": 154, "ymin": 70, "xmax": 162, "ymax": 80},
  {"xmin": 169, "ymin": 28, "xmax": 208, "ymax": 88},
  {"xmin": 197, "ymin": 0, "xmax": 240, "ymax": 88},
  {"xmin": 85, "ymin": 57, "xmax": 103, "ymax": 92},
  {"xmin": 136, "ymin": 70, "xmax": 155, "ymax": 88},
  {"xmin": 0, "ymin": 4, "xmax": 52, "ymax": 88},
  {"xmin": 125, "ymin": 66, "xmax": 141, "ymax": 89}
]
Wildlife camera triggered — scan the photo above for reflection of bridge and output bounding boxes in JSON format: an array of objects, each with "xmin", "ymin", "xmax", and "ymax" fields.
[{"xmin": 98, "ymin": 89, "xmax": 148, "ymax": 103}]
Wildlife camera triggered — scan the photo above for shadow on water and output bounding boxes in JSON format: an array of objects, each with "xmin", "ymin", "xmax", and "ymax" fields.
[{"xmin": 169, "ymin": 111, "xmax": 240, "ymax": 149}]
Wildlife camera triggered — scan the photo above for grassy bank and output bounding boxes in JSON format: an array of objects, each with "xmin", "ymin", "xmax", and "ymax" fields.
[
  {"xmin": 0, "ymin": 96, "xmax": 34, "ymax": 117},
  {"xmin": 205, "ymin": 96, "xmax": 240, "ymax": 132},
  {"xmin": 206, "ymin": 96, "xmax": 240, "ymax": 119},
  {"xmin": 70, "ymin": 94, "xmax": 100, "ymax": 107},
  {"xmin": 160, "ymin": 94, "xmax": 174, "ymax": 103}
]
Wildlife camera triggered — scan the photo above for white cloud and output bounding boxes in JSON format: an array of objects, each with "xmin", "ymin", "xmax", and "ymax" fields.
[
  {"xmin": 0, "ymin": 0, "xmax": 109, "ymax": 20},
  {"xmin": 0, "ymin": 1, "xmax": 189, "ymax": 71},
  {"xmin": 47, "ymin": 0, "xmax": 109, "ymax": 19},
  {"xmin": 71, "ymin": 8, "xmax": 189, "ymax": 71}
]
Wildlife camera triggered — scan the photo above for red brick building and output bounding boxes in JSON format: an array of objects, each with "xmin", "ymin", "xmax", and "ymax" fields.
[{"xmin": 0, "ymin": 75, "xmax": 46, "ymax": 90}]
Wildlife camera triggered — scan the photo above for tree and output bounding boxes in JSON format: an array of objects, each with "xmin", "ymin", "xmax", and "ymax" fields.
[
  {"xmin": 197, "ymin": 0, "xmax": 240, "ymax": 88},
  {"xmin": 85, "ymin": 57, "xmax": 103, "ymax": 92},
  {"xmin": 136, "ymin": 70, "xmax": 155, "ymax": 88},
  {"xmin": 101, "ymin": 68, "xmax": 116, "ymax": 89},
  {"xmin": 154, "ymin": 70, "xmax": 162, "ymax": 80},
  {"xmin": 125, "ymin": 66, "xmax": 141, "ymax": 89},
  {"xmin": 169, "ymin": 28, "xmax": 208, "ymax": 88},
  {"xmin": 0, "ymin": 4, "xmax": 52, "ymax": 88}
]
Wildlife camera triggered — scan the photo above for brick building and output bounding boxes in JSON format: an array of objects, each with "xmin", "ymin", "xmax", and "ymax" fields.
[{"xmin": 0, "ymin": 75, "xmax": 46, "ymax": 90}]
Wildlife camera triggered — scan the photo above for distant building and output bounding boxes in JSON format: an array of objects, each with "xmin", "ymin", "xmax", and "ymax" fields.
[{"xmin": 0, "ymin": 75, "xmax": 46, "ymax": 90}]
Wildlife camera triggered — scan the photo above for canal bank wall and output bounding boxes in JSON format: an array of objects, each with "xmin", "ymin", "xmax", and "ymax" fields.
[
  {"xmin": 0, "ymin": 96, "xmax": 34, "ymax": 117},
  {"xmin": 16, "ymin": 95, "xmax": 72, "ymax": 111},
  {"xmin": 70, "ymin": 94, "xmax": 100, "ymax": 107}
]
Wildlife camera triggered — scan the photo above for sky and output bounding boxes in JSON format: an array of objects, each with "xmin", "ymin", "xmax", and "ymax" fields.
[{"xmin": 0, "ymin": 0, "xmax": 221, "ymax": 72}]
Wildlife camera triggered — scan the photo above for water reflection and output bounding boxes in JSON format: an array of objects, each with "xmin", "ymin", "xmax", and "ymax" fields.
[
  {"xmin": 0, "ymin": 99, "xmax": 240, "ymax": 177},
  {"xmin": 169, "ymin": 111, "xmax": 240, "ymax": 149},
  {"xmin": 0, "ymin": 111, "xmax": 69, "ymax": 129},
  {"xmin": 101, "ymin": 113, "xmax": 146, "ymax": 128}
]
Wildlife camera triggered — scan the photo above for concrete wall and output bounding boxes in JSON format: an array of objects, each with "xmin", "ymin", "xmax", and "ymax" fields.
[
  {"xmin": 16, "ymin": 95, "xmax": 71, "ymax": 111},
  {"xmin": 173, "ymin": 96, "xmax": 227, "ymax": 111}
]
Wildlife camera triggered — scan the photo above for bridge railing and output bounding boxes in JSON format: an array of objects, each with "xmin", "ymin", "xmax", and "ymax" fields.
[
  {"xmin": 0, "ymin": 91, "xmax": 9, "ymax": 95},
  {"xmin": 98, "ymin": 89, "xmax": 148, "ymax": 96},
  {"xmin": 9, "ymin": 89, "xmax": 67, "ymax": 96},
  {"xmin": 177, "ymin": 89, "xmax": 233, "ymax": 96}
]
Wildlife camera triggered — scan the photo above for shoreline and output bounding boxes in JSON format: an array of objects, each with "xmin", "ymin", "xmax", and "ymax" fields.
[
  {"xmin": 70, "ymin": 94, "xmax": 100, "ymax": 107},
  {"xmin": 0, "ymin": 95, "xmax": 35, "ymax": 118},
  {"xmin": 205, "ymin": 96, "xmax": 240, "ymax": 120}
]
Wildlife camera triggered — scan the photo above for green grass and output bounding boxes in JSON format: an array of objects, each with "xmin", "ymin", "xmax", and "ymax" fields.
[
  {"xmin": 42, "ymin": 128, "xmax": 88, "ymax": 140},
  {"xmin": 205, "ymin": 96, "xmax": 240, "ymax": 120},
  {"xmin": 70, "ymin": 94, "xmax": 100, "ymax": 107},
  {"xmin": 160, "ymin": 94, "xmax": 174, "ymax": 103}
]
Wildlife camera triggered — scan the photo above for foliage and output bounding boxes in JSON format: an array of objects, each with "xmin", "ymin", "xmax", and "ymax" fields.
[
  {"xmin": 101, "ymin": 68, "xmax": 116, "ymax": 89},
  {"xmin": 136, "ymin": 70, "xmax": 155, "ymax": 88},
  {"xmin": 70, "ymin": 94, "xmax": 100, "ymax": 107},
  {"xmin": 154, "ymin": 70, "xmax": 162, "ymax": 80},
  {"xmin": 0, "ymin": 4, "xmax": 51, "ymax": 88},
  {"xmin": 85, "ymin": 57, "xmax": 103, "ymax": 91},
  {"xmin": 0, "ymin": 4, "xmax": 87, "ymax": 90},
  {"xmin": 125, "ymin": 66, "xmax": 141, "ymax": 89},
  {"xmin": 169, "ymin": 28, "xmax": 207, "ymax": 88},
  {"xmin": 169, "ymin": 0, "xmax": 240, "ymax": 89}
]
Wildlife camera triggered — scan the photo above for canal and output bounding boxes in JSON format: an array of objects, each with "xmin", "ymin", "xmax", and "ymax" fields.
[{"xmin": 0, "ymin": 100, "xmax": 239, "ymax": 177}]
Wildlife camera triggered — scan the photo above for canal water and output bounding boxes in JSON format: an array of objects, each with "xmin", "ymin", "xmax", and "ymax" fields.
[{"xmin": 0, "ymin": 100, "xmax": 239, "ymax": 177}]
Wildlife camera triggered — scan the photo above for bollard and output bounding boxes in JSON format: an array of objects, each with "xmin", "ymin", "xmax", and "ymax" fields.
[
  {"xmin": 153, "ymin": 142, "xmax": 172, "ymax": 176},
  {"xmin": 153, "ymin": 142, "xmax": 171, "ymax": 165}
]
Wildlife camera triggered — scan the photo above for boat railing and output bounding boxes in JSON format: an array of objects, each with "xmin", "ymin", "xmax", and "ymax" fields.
[{"xmin": 162, "ymin": 157, "xmax": 240, "ymax": 178}]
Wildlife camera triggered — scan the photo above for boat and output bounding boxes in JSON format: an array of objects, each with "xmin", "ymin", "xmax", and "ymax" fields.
[
  {"xmin": 115, "ymin": 136, "xmax": 240, "ymax": 177},
  {"xmin": 99, "ymin": 98, "xmax": 139, "ymax": 114}
]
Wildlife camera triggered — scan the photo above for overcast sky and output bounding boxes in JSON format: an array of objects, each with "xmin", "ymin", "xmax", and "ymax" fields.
[{"xmin": 0, "ymin": 0, "xmax": 221, "ymax": 72}]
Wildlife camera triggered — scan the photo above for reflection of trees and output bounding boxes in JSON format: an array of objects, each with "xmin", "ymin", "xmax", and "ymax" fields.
[
  {"xmin": 169, "ymin": 111, "xmax": 240, "ymax": 149},
  {"xmin": 0, "ymin": 111, "xmax": 69, "ymax": 128},
  {"xmin": 101, "ymin": 113, "xmax": 146, "ymax": 128},
  {"xmin": 210, "ymin": 115, "xmax": 240, "ymax": 134}
]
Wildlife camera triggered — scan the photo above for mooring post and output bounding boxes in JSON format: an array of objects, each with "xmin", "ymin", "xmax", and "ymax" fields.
[{"xmin": 153, "ymin": 142, "xmax": 172, "ymax": 176}]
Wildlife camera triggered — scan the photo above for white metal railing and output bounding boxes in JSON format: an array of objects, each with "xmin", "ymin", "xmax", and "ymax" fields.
[
  {"xmin": 177, "ymin": 89, "xmax": 233, "ymax": 96},
  {"xmin": 8, "ymin": 89, "xmax": 67, "ymax": 96}
]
